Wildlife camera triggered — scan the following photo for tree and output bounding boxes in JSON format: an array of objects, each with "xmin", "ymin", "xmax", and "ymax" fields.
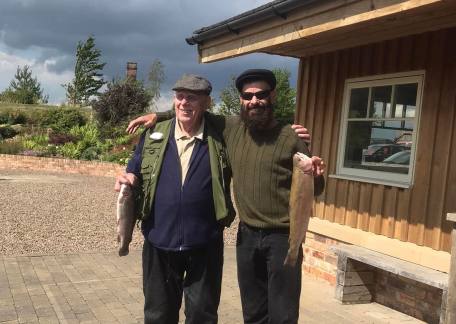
[
  {"xmin": 272, "ymin": 68, "xmax": 296, "ymax": 123},
  {"xmin": 147, "ymin": 59, "xmax": 165, "ymax": 110},
  {"xmin": 1, "ymin": 65, "xmax": 47, "ymax": 104},
  {"xmin": 218, "ymin": 68, "xmax": 296, "ymax": 123},
  {"xmin": 218, "ymin": 76, "xmax": 241, "ymax": 115},
  {"xmin": 92, "ymin": 78, "xmax": 151, "ymax": 126},
  {"xmin": 64, "ymin": 35, "xmax": 106, "ymax": 106}
]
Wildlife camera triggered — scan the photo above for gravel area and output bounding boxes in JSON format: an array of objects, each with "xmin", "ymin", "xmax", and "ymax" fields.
[{"xmin": 0, "ymin": 169, "xmax": 238, "ymax": 256}]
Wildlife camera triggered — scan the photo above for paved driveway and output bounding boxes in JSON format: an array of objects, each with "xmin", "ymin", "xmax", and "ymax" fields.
[{"xmin": 0, "ymin": 247, "xmax": 423, "ymax": 324}]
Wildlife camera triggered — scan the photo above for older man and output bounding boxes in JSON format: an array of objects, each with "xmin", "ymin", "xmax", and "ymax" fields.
[
  {"xmin": 116, "ymin": 74, "xmax": 234, "ymax": 324},
  {"xmin": 128, "ymin": 69, "xmax": 325, "ymax": 324}
]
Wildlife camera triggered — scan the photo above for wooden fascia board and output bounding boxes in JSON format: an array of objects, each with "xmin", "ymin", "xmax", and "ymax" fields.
[
  {"xmin": 278, "ymin": 6, "xmax": 456, "ymax": 57},
  {"xmin": 198, "ymin": 0, "xmax": 444, "ymax": 63}
]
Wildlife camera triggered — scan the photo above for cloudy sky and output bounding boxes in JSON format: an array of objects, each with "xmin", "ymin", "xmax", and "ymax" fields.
[{"xmin": 0, "ymin": 0, "xmax": 298, "ymax": 107}]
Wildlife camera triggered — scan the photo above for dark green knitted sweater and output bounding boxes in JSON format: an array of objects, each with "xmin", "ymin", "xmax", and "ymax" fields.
[{"xmin": 207, "ymin": 114, "xmax": 324, "ymax": 229}]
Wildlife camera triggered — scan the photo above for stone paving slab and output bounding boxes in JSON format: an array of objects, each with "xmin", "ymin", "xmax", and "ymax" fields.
[{"xmin": 1, "ymin": 247, "xmax": 423, "ymax": 323}]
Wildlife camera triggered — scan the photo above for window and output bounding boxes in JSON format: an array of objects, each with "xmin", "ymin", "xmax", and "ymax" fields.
[{"xmin": 336, "ymin": 71, "xmax": 424, "ymax": 187}]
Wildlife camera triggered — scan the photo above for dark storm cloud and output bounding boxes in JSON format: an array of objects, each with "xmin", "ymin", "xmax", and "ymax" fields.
[{"xmin": 0, "ymin": 0, "xmax": 297, "ymax": 101}]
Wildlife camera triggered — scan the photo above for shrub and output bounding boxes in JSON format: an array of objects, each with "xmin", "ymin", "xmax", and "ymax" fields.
[
  {"xmin": 22, "ymin": 134, "xmax": 49, "ymax": 150},
  {"xmin": 114, "ymin": 134, "xmax": 135, "ymax": 145},
  {"xmin": 9, "ymin": 111, "xmax": 27, "ymax": 124},
  {"xmin": 92, "ymin": 79, "xmax": 151, "ymax": 125},
  {"xmin": 0, "ymin": 139, "xmax": 23, "ymax": 154},
  {"xmin": 98, "ymin": 122, "xmax": 130, "ymax": 140},
  {"xmin": 0, "ymin": 89, "xmax": 18, "ymax": 104},
  {"xmin": 0, "ymin": 110, "xmax": 27, "ymax": 125},
  {"xmin": 80, "ymin": 146, "xmax": 100, "ymax": 160},
  {"xmin": 69, "ymin": 122, "xmax": 99, "ymax": 144},
  {"xmin": 48, "ymin": 133, "xmax": 76, "ymax": 145},
  {"xmin": 0, "ymin": 125, "xmax": 18, "ymax": 140},
  {"xmin": 39, "ymin": 108, "xmax": 87, "ymax": 133},
  {"xmin": 57, "ymin": 142, "xmax": 82, "ymax": 159},
  {"xmin": 101, "ymin": 149, "xmax": 131, "ymax": 165},
  {"xmin": 0, "ymin": 112, "xmax": 7, "ymax": 124}
]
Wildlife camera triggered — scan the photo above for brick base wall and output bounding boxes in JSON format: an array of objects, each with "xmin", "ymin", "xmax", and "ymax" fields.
[
  {"xmin": 375, "ymin": 269, "xmax": 442, "ymax": 324},
  {"xmin": 302, "ymin": 231, "xmax": 340, "ymax": 285},
  {"xmin": 302, "ymin": 231, "xmax": 442, "ymax": 323},
  {"xmin": 0, "ymin": 154, "xmax": 124, "ymax": 177}
]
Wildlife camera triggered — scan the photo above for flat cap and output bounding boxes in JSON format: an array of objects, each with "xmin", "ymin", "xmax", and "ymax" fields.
[
  {"xmin": 235, "ymin": 69, "xmax": 276, "ymax": 92},
  {"xmin": 172, "ymin": 74, "xmax": 212, "ymax": 95}
]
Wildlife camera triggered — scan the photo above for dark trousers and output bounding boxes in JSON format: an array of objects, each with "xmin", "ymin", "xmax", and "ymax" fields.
[
  {"xmin": 142, "ymin": 236, "xmax": 224, "ymax": 324},
  {"xmin": 236, "ymin": 223, "xmax": 303, "ymax": 324}
]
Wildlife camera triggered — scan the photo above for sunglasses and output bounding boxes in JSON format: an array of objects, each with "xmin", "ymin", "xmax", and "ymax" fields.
[{"xmin": 240, "ymin": 90, "xmax": 271, "ymax": 100}]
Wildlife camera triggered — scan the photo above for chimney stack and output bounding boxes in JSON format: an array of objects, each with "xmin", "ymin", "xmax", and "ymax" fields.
[{"xmin": 126, "ymin": 62, "xmax": 137, "ymax": 80}]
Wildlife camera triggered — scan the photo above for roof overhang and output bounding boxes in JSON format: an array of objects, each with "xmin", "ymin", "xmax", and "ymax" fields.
[{"xmin": 187, "ymin": 0, "xmax": 456, "ymax": 63}]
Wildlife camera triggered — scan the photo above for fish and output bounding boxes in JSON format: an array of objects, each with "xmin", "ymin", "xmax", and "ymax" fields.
[
  {"xmin": 284, "ymin": 152, "xmax": 314, "ymax": 267},
  {"xmin": 116, "ymin": 184, "xmax": 136, "ymax": 256}
]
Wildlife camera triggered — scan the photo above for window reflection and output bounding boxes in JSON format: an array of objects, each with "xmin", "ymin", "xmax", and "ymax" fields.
[
  {"xmin": 344, "ymin": 121, "xmax": 412, "ymax": 174},
  {"xmin": 343, "ymin": 83, "xmax": 418, "ymax": 175},
  {"xmin": 348, "ymin": 88, "xmax": 369, "ymax": 118},
  {"xmin": 395, "ymin": 83, "xmax": 417, "ymax": 118},
  {"xmin": 369, "ymin": 86, "xmax": 392, "ymax": 118}
]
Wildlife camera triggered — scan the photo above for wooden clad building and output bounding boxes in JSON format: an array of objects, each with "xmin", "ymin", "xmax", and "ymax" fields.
[
  {"xmin": 185, "ymin": 0, "xmax": 456, "ymax": 320},
  {"xmin": 187, "ymin": 0, "xmax": 456, "ymax": 270}
]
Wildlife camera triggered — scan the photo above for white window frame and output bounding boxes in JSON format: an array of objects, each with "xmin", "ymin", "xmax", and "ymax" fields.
[{"xmin": 333, "ymin": 71, "xmax": 425, "ymax": 188}]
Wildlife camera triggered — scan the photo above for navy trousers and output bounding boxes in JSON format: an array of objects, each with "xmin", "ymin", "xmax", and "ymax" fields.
[
  {"xmin": 142, "ymin": 236, "xmax": 223, "ymax": 324},
  {"xmin": 236, "ymin": 223, "xmax": 303, "ymax": 324}
]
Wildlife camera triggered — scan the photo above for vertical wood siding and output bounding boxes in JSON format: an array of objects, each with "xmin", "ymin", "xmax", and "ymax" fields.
[{"xmin": 298, "ymin": 27, "xmax": 456, "ymax": 252}]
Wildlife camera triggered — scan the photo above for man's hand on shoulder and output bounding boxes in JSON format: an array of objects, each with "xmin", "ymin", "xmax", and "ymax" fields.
[
  {"xmin": 126, "ymin": 114, "xmax": 157, "ymax": 134},
  {"xmin": 291, "ymin": 124, "xmax": 311, "ymax": 144}
]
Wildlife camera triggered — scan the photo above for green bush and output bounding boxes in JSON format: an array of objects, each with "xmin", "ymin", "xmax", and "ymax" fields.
[
  {"xmin": 0, "ymin": 110, "xmax": 27, "ymax": 125},
  {"xmin": 69, "ymin": 122, "xmax": 99, "ymax": 144},
  {"xmin": 22, "ymin": 134, "xmax": 49, "ymax": 150},
  {"xmin": 101, "ymin": 149, "xmax": 131, "ymax": 165},
  {"xmin": 0, "ymin": 139, "xmax": 23, "ymax": 154},
  {"xmin": 0, "ymin": 125, "xmax": 18, "ymax": 140},
  {"xmin": 57, "ymin": 142, "xmax": 83, "ymax": 159},
  {"xmin": 80, "ymin": 146, "xmax": 100, "ymax": 160},
  {"xmin": 48, "ymin": 133, "xmax": 76, "ymax": 145},
  {"xmin": 92, "ymin": 79, "xmax": 151, "ymax": 125},
  {"xmin": 0, "ymin": 89, "xmax": 18, "ymax": 104},
  {"xmin": 39, "ymin": 108, "xmax": 87, "ymax": 132},
  {"xmin": 97, "ymin": 122, "xmax": 129, "ymax": 140}
]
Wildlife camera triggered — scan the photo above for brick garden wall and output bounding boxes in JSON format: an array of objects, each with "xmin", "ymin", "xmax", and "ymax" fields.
[{"xmin": 0, "ymin": 154, "xmax": 124, "ymax": 177}]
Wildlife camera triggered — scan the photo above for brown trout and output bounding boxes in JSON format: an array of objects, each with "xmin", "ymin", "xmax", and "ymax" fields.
[
  {"xmin": 284, "ymin": 152, "xmax": 314, "ymax": 267},
  {"xmin": 116, "ymin": 184, "xmax": 136, "ymax": 256}
]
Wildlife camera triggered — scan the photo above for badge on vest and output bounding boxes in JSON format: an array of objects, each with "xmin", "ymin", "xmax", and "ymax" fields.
[{"xmin": 150, "ymin": 132, "xmax": 164, "ymax": 141}]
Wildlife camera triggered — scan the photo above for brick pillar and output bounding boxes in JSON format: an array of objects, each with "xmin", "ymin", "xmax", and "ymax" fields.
[{"xmin": 126, "ymin": 62, "xmax": 137, "ymax": 80}]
